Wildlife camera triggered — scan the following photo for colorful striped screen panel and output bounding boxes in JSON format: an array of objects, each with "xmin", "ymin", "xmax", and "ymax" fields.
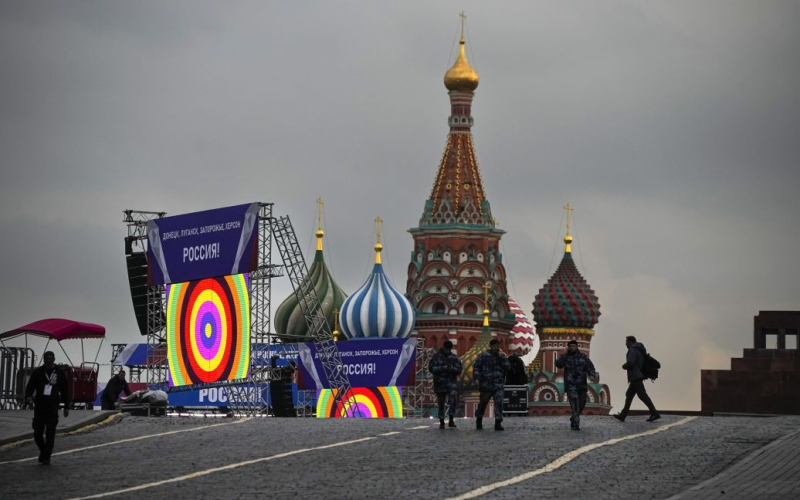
[
  {"xmin": 166, "ymin": 273, "xmax": 250, "ymax": 387},
  {"xmin": 317, "ymin": 386, "xmax": 403, "ymax": 418}
]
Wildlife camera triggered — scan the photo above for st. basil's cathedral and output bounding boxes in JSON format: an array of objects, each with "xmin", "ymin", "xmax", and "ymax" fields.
[{"xmin": 275, "ymin": 20, "xmax": 611, "ymax": 417}]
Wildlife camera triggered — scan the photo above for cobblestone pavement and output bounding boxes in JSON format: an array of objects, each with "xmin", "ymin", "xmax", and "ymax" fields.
[
  {"xmin": 0, "ymin": 415, "xmax": 798, "ymax": 499},
  {"xmin": 0, "ymin": 410, "xmax": 118, "ymax": 447},
  {"xmin": 666, "ymin": 427, "xmax": 800, "ymax": 499}
]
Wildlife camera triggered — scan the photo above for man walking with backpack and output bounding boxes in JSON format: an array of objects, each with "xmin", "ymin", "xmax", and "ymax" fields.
[
  {"xmin": 613, "ymin": 336, "xmax": 660, "ymax": 422},
  {"xmin": 428, "ymin": 340, "xmax": 462, "ymax": 429}
]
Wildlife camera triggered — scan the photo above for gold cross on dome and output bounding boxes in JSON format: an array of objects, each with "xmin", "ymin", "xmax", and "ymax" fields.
[
  {"xmin": 483, "ymin": 281, "xmax": 491, "ymax": 306},
  {"xmin": 375, "ymin": 216, "xmax": 383, "ymax": 244},
  {"xmin": 564, "ymin": 202, "xmax": 573, "ymax": 237},
  {"xmin": 459, "ymin": 11, "xmax": 467, "ymax": 39},
  {"xmin": 317, "ymin": 197, "xmax": 324, "ymax": 230}
]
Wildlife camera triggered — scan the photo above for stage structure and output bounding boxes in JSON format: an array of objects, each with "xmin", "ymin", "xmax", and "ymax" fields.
[
  {"xmin": 403, "ymin": 337, "xmax": 435, "ymax": 417},
  {"xmin": 110, "ymin": 343, "xmax": 142, "ymax": 383},
  {"xmin": 123, "ymin": 204, "xmax": 360, "ymax": 417},
  {"xmin": 123, "ymin": 210, "xmax": 168, "ymax": 388}
]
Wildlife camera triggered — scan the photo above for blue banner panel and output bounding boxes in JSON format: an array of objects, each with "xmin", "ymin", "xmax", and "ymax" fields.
[
  {"xmin": 166, "ymin": 384, "xmax": 305, "ymax": 408},
  {"xmin": 147, "ymin": 203, "xmax": 259, "ymax": 285},
  {"xmin": 296, "ymin": 338, "xmax": 416, "ymax": 390},
  {"xmin": 252, "ymin": 343, "xmax": 300, "ymax": 367}
]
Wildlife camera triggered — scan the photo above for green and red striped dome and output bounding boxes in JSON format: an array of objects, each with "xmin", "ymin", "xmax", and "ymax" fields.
[{"xmin": 532, "ymin": 253, "xmax": 600, "ymax": 329}]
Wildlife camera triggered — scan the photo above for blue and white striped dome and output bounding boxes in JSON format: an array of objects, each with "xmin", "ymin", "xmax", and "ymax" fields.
[{"xmin": 340, "ymin": 245, "xmax": 415, "ymax": 340}]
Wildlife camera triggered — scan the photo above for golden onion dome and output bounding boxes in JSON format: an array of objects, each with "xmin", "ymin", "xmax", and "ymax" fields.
[{"xmin": 444, "ymin": 38, "xmax": 479, "ymax": 92}]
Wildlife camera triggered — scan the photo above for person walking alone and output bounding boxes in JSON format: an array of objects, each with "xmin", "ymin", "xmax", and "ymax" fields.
[
  {"xmin": 428, "ymin": 340, "xmax": 462, "ymax": 429},
  {"xmin": 25, "ymin": 351, "xmax": 70, "ymax": 465},
  {"xmin": 473, "ymin": 339, "xmax": 510, "ymax": 431},
  {"xmin": 613, "ymin": 336, "xmax": 660, "ymax": 422},
  {"xmin": 555, "ymin": 340, "xmax": 598, "ymax": 430}
]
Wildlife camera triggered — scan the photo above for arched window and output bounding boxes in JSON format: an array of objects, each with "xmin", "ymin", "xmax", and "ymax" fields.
[
  {"xmin": 433, "ymin": 302, "xmax": 446, "ymax": 315},
  {"xmin": 464, "ymin": 302, "xmax": 478, "ymax": 315}
]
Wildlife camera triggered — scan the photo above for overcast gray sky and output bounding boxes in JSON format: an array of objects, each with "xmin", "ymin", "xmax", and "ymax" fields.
[{"xmin": 1, "ymin": 1, "xmax": 798, "ymax": 410}]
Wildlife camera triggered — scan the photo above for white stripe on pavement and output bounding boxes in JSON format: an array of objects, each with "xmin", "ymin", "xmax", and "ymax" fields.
[
  {"xmin": 67, "ymin": 435, "xmax": 378, "ymax": 500},
  {"xmin": 406, "ymin": 425, "xmax": 430, "ymax": 429},
  {"xmin": 0, "ymin": 417, "xmax": 250, "ymax": 465},
  {"xmin": 447, "ymin": 416, "xmax": 697, "ymax": 500}
]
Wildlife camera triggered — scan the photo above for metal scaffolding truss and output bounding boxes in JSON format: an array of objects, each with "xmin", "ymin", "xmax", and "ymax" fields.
[
  {"xmin": 224, "ymin": 203, "xmax": 284, "ymax": 417},
  {"xmin": 404, "ymin": 337, "xmax": 435, "ymax": 417},
  {"xmin": 110, "ymin": 343, "xmax": 142, "ymax": 383},
  {"xmin": 123, "ymin": 210, "xmax": 168, "ymax": 389},
  {"xmin": 270, "ymin": 215, "xmax": 360, "ymax": 418}
]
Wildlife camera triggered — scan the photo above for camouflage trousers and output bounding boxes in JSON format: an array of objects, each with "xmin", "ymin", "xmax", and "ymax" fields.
[
  {"xmin": 476, "ymin": 389, "xmax": 504, "ymax": 422},
  {"xmin": 436, "ymin": 388, "xmax": 459, "ymax": 418},
  {"xmin": 566, "ymin": 386, "xmax": 588, "ymax": 425}
]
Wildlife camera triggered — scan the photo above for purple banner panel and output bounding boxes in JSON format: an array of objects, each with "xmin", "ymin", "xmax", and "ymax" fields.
[
  {"xmin": 146, "ymin": 203, "xmax": 259, "ymax": 285},
  {"xmin": 297, "ymin": 337, "xmax": 416, "ymax": 390}
]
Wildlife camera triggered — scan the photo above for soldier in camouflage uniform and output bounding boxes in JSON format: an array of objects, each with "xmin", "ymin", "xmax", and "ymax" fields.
[
  {"xmin": 555, "ymin": 339, "xmax": 598, "ymax": 430},
  {"xmin": 473, "ymin": 339, "xmax": 511, "ymax": 431},
  {"xmin": 428, "ymin": 340, "xmax": 463, "ymax": 429}
]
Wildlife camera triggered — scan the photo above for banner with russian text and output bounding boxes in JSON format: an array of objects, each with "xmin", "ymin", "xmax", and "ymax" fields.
[
  {"xmin": 296, "ymin": 338, "xmax": 416, "ymax": 390},
  {"xmin": 146, "ymin": 203, "xmax": 259, "ymax": 285}
]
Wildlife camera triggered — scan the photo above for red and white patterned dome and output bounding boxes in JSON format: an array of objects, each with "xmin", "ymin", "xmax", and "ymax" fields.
[{"xmin": 508, "ymin": 297, "xmax": 538, "ymax": 357}]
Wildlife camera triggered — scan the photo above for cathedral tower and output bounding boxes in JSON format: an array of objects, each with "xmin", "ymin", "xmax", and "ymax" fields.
[
  {"xmin": 406, "ymin": 15, "xmax": 513, "ymax": 355},
  {"xmin": 528, "ymin": 205, "xmax": 611, "ymax": 415}
]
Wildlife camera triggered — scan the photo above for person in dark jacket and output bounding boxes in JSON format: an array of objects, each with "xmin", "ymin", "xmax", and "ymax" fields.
[
  {"xmin": 505, "ymin": 354, "xmax": 528, "ymax": 386},
  {"xmin": 24, "ymin": 351, "xmax": 70, "ymax": 465},
  {"xmin": 270, "ymin": 355, "xmax": 289, "ymax": 417},
  {"xmin": 428, "ymin": 340, "xmax": 463, "ymax": 429},
  {"xmin": 613, "ymin": 336, "xmax": 660, "ymax": 422},
  {"xmin": 473, "ymin": 339, "xmax": 510, "ymax": 431},
  {"xmin": 101, "ymin": 369, "xmax": 132, "ymax": 410},
  {"xmin": 555, "ymin": 340, "xmax": 598, "ymax": 430}
]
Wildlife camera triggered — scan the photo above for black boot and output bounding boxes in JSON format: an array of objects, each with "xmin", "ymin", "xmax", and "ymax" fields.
[
  {"xmin": 476, "ymin": 417, "xmax": 483, "ymax": 430},
  {"xmin": 494, "ymin": 420, "xmax": 504, "ymax": 431},
  {"xmin": 646, "ymin": 413, "xmax": 661, "ymax": 422},
  {"xmin": 439, "ymin": 418, "xmax": 445, "ymax": 429},
  {"xmin": 612, "ymin": 413, "xmax": 626, "ymax": 422},
  {"xmin": 448, "ymin": 416, "xmax": 457, "ymax": 428}
]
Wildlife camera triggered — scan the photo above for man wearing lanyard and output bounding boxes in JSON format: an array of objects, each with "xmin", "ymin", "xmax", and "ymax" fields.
[{"xmin": 25, "ymin": 351, "xmax": 70, "ymax": 465}]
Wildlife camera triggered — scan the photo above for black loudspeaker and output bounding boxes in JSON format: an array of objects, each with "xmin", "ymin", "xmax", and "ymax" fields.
[{"xmin": 126, "ymin": 250, "xmax": 164, "ymax": 336}]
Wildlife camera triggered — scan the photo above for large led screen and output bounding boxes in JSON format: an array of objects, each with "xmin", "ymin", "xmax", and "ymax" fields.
[
  {"xmin": 166, "ymin": 273, "xmax": 251, "ymax": 387},
  {"xmin": 317, "ymin": 386, "xmax": 403, "ymax": 418}
]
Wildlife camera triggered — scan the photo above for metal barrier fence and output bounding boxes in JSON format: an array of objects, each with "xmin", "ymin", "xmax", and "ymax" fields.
[{"xmin": 0, "ymin": 347, "xmax": 36, "ymax": 409}]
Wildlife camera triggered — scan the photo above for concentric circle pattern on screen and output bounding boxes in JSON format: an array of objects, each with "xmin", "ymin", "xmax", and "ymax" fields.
[
  {"xmin": 317, "ymin": 386, "xmax": 403, "ymax": 418},
  {"xmin": 166, "ymin": 273, "xmax": 251, "ymax": 387}
]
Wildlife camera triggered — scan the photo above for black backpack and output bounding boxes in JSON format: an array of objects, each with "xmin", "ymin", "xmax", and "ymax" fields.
[{"xmin": 641, "ymin": 352, "xmax": 661, "ymax": 381}]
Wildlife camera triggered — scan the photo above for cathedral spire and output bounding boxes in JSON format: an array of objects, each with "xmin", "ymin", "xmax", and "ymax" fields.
[
  {"xmin": 564, "ymin": 202, "xmax": 573, "ymax": 254},
  {"xmin": 316, "ymin": 197, "xmax": 324, "ymax": 251},
  {"xmin": 419, "ymin": 14, "xmax": 494, "ymax": 229},
  {"xmin": 444, "ymin": 12, "xmax": 479, "ymax": 93},
  {"xmin": 374, "ymin": 216, "xmax": 383, "ymax": 264}
]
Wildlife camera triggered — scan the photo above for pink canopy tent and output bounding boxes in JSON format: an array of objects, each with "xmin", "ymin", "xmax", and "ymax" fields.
[
  {"xmin": 0, "ymin": 318, "xmax": 105, "ymax": 342},
  {"xmin": 0, "ymin": 318, "xmax": 106, "ymax": 367}
]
